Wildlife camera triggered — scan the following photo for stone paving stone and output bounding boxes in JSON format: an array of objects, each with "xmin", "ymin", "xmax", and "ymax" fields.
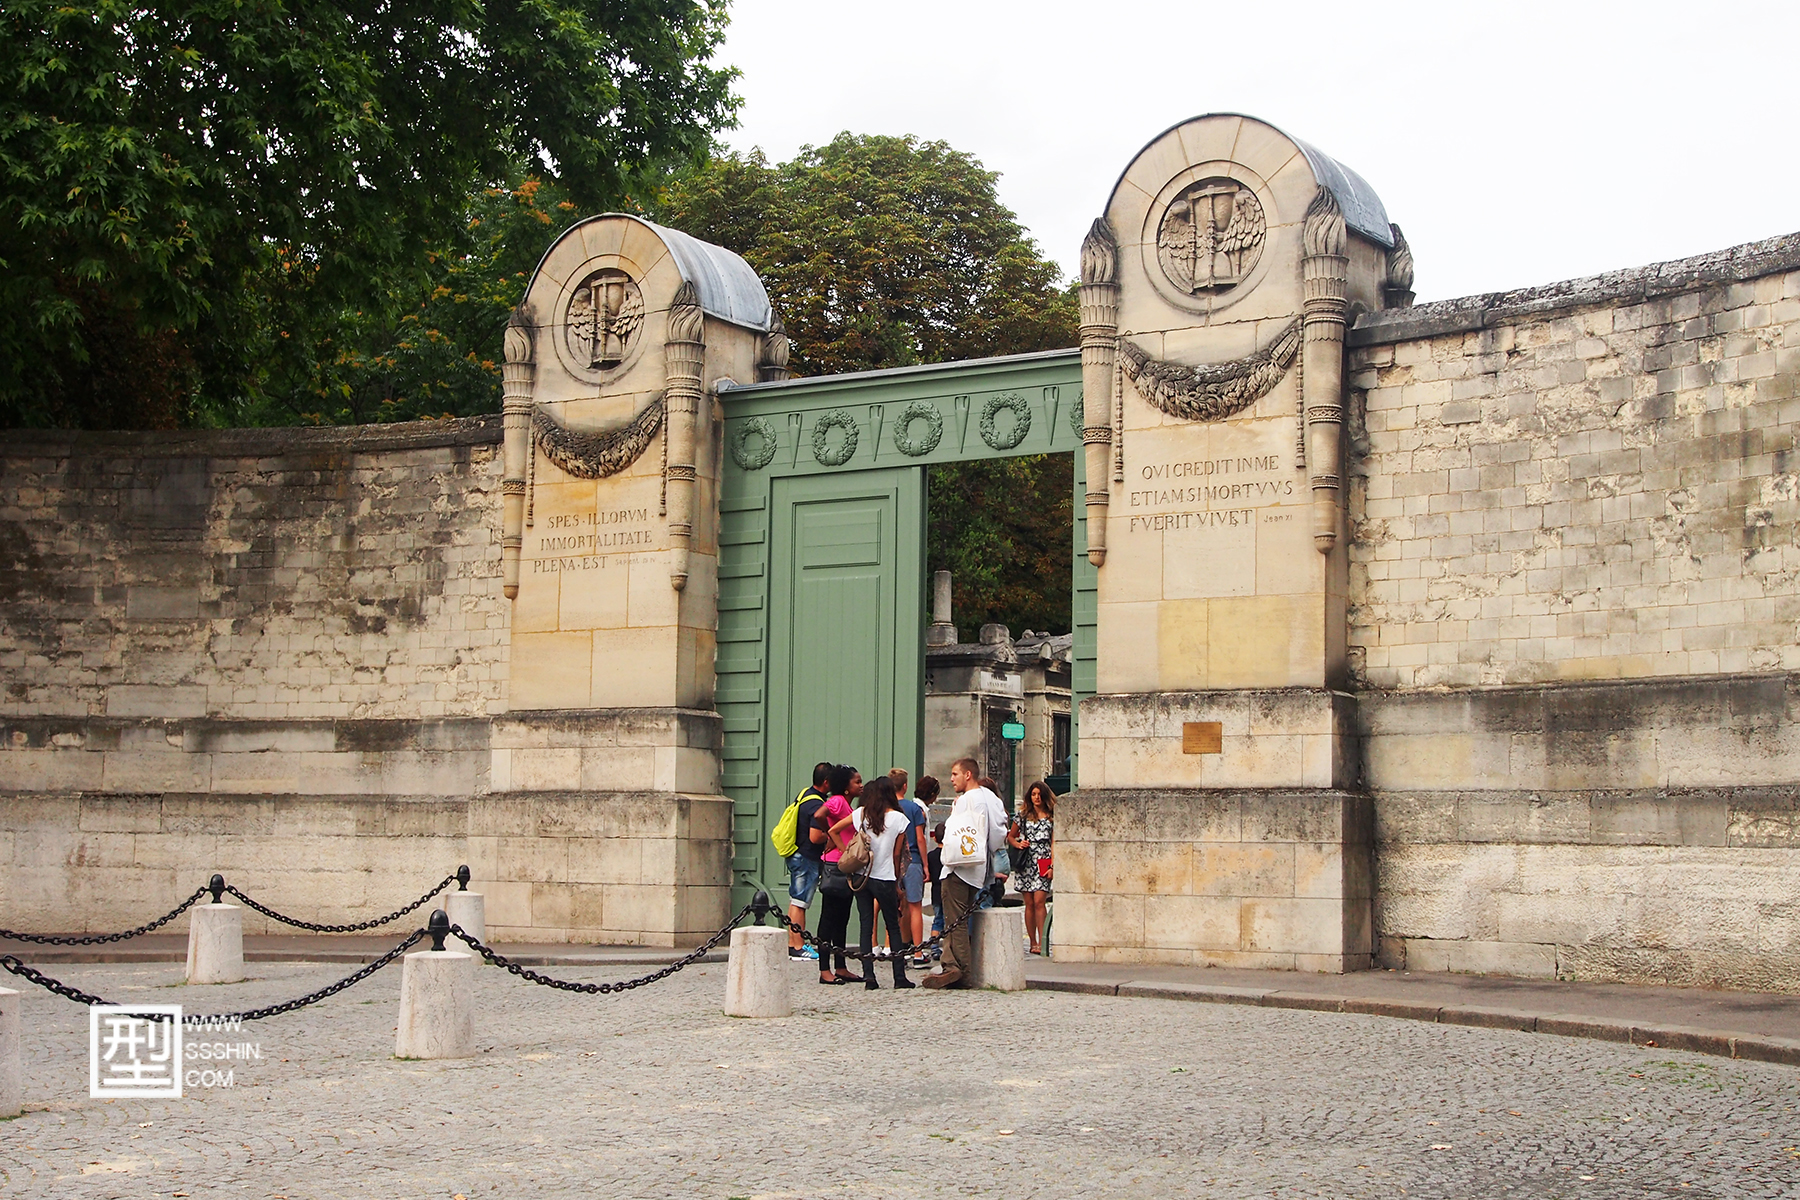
[{"xmin": 1, "ymin": 959, "xmax": 1798, "ymax": 1198}]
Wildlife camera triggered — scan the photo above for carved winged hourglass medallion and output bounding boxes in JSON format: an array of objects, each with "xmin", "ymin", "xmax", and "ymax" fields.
[
  {"xmin": 564, "ymin": 269, "xmax": 645, "ymax": 370},
  {"xmin": 1156, "ymin": 179, "xmax": 1266, "ymax": 295}
]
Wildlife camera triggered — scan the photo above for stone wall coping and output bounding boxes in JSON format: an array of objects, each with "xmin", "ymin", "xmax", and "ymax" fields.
[
  {"xmin": 0, "ymin": 413, "xmax": 503, "ymax": 457},
  {"xmin": 1350, "ymin": 229, "xmax": 1800, "ymax": 347}
]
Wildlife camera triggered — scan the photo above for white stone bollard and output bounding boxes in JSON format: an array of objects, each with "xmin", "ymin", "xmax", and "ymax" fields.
[
  {"xmin": 185, "ymin": 903, "xmax": 246, "ymax": 985},
  {"xmin": 967, "ymin": 907, "xmax": 1027, "ymax": 991},
  {"xmin": 0, "ymin": 986, "xmax": 19, "ymax": 1119},
  {"xmin": 395, "ymin": 948, "xmax": 475, "ymax": 1059},
  {"xmin": 722, "ymin": 926, "xmax": 792, "ymax": 1018},
  {"xmin": 446, "ymin": 890, "xmax": 486, "ymax": 951}
]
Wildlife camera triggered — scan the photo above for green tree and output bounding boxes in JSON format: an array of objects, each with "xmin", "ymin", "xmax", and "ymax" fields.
[
  {"xmin": 659, "ymin": 134, "xmax": 1080, "ymax": 633},
  {"xmin": 0, "ymin": 0, "xmax": 737, "ymax": 429}
]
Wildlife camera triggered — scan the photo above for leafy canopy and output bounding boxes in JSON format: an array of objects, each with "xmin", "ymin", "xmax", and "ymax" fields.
[
  {"xmin": 0, "ymin": 0, "xmax": 737, "ymax": 428},
  {"xmin": 658, "ymin": 134, "xmax": 1079, "ymax": 634}
]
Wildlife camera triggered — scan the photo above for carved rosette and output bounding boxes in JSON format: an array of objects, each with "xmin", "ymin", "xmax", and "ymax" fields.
[
  {"xmin": 664, "ymin": 280, "xmax": 705, "ymax": 591},
  {"xmin": 1302, "ymin": 187, "xmax": 1350, "ymax": 555},
  {"xmin": 757, "ymin": 311, "xmax": 791, "ymax": 382},
  {"xmin": 1384, "ymin": 223, "xmax": 1416, "ymax": 309},
  {"xmin": 501, "ymin": 309, "xmax": 535, "ymax": 599},
  {"xmin": 1078, "ymin": 217, "xmax": 1119, "ymax": 567}
]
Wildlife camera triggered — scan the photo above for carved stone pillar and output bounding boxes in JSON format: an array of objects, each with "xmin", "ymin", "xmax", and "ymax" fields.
[
  {"xmin": 757, "ymin": 312, "xmax": 791, "ymax": 383},
  {"xmin": 664, "ymin": 280, "xmax": 705, "ymax": 591},
  {"xmin": 1301, "ymin": 188, "xmax": 1349, "ymax": 555},
  {"xmin": 501, "ymin": 310, "xmax": 534, "ymax": 600},
  {"xmin": 1078, "ymin": 218, "xmax": 1119, "ymax": 568}
]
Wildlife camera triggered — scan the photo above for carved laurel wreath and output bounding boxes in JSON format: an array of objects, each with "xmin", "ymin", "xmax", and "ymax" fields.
[
  {"xmin": 532, "ymin": 398, "xmax": 663, "ymax": 479},
  {"xmin": 979, "ymin": 392, "xmax": 1032, "ymax": 451},
  {"xmin": 811, "ymin": 409, "xmax": 860, "ymax": 467},
  {"xmin": 730, "ymin": 416, "xmax": 779, "ymax": 471},
  {"xmin": 1118, "ymin": 320, "xmax": 1301, "ymax": 423},
  {"xmin": 893, "ymin": 401, "xmax": 944, "ymax": 457}
]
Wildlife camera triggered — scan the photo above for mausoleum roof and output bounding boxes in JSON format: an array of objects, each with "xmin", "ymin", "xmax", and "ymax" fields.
[{"xmin": 638, "ymin": 218, "xmax": 773, "ymax": 332}]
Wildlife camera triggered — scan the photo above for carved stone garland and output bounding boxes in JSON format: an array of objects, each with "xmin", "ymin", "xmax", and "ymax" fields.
[
  {"xmin": 1078, "ymin": 218, "xmax": 1119, "ymax": 567},
  {"xmin": 530, "ymin": 397, "xmax": 665, "ymax": 480},
  {"xmin": 1118, "ymin": 320, "xmax": 1301, "ymax": 422},
  {"xmin": 1302, "ymin": 186, "xmax": 1350, "ymax": 554},
  {"xmin": 663, "ymin": 280, "xmax": 704, "ymax": 591}
]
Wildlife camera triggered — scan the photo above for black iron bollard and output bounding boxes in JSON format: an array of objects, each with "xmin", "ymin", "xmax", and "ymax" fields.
[
  {"xmin": 456, "ymin": 864, "xmax": 471, "ymax": 891},
  {"xmin": 750, "ymin": 890, "xmax": 773, "ymax": 927},
  {"xmin": 208, "ymin": 873, "xmax": 225, "ymax": 905},
  {"xmin": 428, "ymin": 908, "xmax": 450, "ymax": 951}
]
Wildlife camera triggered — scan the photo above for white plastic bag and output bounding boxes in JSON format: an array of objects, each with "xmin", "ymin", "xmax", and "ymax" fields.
[{"xmin": 940, "ymin": 804, "xmax": 988, "ymax": 867}]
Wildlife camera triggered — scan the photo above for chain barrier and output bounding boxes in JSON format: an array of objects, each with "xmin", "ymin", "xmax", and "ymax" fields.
[
  {"xmin": 0, "ymin": 886, "xmax": 210, "ymax": 946},
  {"xmin": 223, "ymin": 874, "xmax": 457, "ymax": 934},
  {"xmin": 769, "ymin": 887, "xmax": 984, "ymax": 966},
  {"xmin": 0, "ymin": 928, "xmax": 426, "ymax": 1021},
  {"xmin": 448, "ymin": 903, "xmax": 755, "ymax": 995}
]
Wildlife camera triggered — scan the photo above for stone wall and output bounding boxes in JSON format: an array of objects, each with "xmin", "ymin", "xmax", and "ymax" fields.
[
  {"xmin": 1347, "ymin": 233, "xmax": 1800, "ymax": 990},
  {"xmin": 1, "ymin": 419, "xmax": 509, "ymax": 720},
  {"xmin": 0, "ymin": 420, "xmax": 730, "ymax": 944}
]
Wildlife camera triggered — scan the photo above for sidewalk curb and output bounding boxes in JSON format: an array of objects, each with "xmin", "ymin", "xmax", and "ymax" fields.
[{"xmin": 1028, "ymin": 977, "xmax": 1800, "ymax": 1068}]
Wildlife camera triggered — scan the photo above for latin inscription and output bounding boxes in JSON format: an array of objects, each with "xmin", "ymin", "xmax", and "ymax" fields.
[
  {"xmin": 1126, "ymin": 454, "xmax": 1294, "ymax": 533},
  {"xmin": 535, "ymin": 506, "xmax": 656, "ymax": 558}
]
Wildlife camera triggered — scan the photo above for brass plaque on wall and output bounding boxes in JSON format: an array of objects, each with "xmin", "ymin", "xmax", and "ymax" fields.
[{"xmin": 1182, "ymin": 721, "xmax": 1223, "ymax": 754}]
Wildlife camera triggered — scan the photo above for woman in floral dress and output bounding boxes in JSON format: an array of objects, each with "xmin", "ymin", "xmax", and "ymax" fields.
[{"xmin": 1007, "ymin": 780, "xmax": 1056, "ymax": 955}]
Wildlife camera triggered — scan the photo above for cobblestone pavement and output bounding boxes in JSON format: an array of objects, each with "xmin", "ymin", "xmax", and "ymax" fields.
[{"xmin": 2, "ymin": 957, "xmax": 1798, "ymax": 1199}]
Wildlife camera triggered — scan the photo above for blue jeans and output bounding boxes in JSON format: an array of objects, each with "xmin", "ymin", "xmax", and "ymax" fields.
[{"xmin": 787, "ymin": 852, "xmax": 822, "ymax": 908}]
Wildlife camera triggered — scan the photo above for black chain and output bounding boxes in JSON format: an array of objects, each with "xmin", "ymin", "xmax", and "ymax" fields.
[
  {"xmin": 0, "ymin": 886, "xmax": 210, "ymax": 946},
  {"xmin": 0, "ymin": 929, "xmax": 426, "ymax": 1022},
  {"xmin": 223, "ymin": 874, "xmax": 455, "ymax": 933},
  {"xmin": 771, "ymin": 891, "xmax": 984, "ymax": 965},
  {"xmin": 450, "ymin": 904, "xmax": 754, "ymax": 995}
]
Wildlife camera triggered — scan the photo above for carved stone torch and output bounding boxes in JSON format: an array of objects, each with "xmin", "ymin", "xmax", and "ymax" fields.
[
  {"xmin": 500, "ymin": 310, "xmax": 534, "ymax": 600},
  {"xmin": 664, "ymin": 281, "xmax": 705, "ymax": 591},
  {"xmin": 1384, "ymin": 223, "xmax": 1415, "ymax": 309},
  {"xmin": 1301, "ymin": 188, "xmax": 1349, "ymax": 555},
  {"xmin": 1078, "ymin": 218, "xmax": 1119, "ymax": 567},
  {"xmin": 757, "ymin": 311, "xmax": 791, "ymax": 383}
]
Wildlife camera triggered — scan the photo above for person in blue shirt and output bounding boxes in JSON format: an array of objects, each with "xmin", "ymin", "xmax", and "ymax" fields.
[{"xmin": 889, "ymin": 768, "xmax": 931, "ymax": 966}]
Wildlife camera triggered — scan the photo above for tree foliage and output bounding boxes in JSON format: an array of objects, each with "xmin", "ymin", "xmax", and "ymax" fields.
[
  {"xmin": 658, "ymin": 135, "xmax": 1079, "ymax": 633},
  {"xmin": 0, "ymin": 0, "xmax": 737, "ymax": 428}
]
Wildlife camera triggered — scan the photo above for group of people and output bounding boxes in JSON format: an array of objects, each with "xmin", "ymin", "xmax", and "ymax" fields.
[{"xmin": 774, "ymin": 757, "xmax": 1056, "ymax": 992}]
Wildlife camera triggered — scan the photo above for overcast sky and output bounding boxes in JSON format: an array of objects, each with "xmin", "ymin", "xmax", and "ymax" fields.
[{"xmin": 716, "ymin": 1, "xmax": 1800, "ymax": 303}]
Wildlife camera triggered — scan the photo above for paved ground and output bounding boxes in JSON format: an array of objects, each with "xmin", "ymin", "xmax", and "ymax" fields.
[{"xmin": 3, "ymin": 957, "xmax": 1798, "ymax": 1199}]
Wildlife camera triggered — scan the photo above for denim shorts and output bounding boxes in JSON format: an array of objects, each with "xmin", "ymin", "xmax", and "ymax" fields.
[
  {"xmin": 787, "ymin": 852, "xmax": 822, "ymax": 907},
  {"xmin": 903, "ymin": 858, "xmax": 925, "ymax": 904}
]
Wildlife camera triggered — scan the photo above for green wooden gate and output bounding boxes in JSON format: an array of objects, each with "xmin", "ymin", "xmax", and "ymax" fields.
[{"xmin": 718, "ymin": 350, "xmax": 1093, "ymax": 907}]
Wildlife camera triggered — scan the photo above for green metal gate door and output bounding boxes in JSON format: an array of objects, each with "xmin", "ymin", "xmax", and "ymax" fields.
[{"xmin": 759, "ymin": 470, "xmax": 924, "ymax": 896}]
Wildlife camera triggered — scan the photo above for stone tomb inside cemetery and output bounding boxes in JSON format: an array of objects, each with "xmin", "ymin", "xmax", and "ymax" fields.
[{"xmin": 5, "ymin": 114, "xmax": 1800, "ymax": 991}]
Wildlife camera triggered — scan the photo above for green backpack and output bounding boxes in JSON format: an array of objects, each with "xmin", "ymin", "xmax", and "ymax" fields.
[{"xmin": 769, "ymin": 787, "xmax": 810, "ymax": 858}]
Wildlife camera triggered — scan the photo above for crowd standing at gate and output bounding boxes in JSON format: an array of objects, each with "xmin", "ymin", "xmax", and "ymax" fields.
[{"xmin": 773, "ymin": 755, "xmax": 1049, "ymax": 991}]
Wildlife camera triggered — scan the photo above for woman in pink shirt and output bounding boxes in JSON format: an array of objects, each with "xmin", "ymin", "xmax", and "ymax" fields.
[{"xmin": 812, "ymin": 764, "xmax": 863, "ymax": 984}]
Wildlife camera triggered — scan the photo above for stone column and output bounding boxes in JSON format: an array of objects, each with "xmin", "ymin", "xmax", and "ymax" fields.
[
  {"xmin": 664, "ymin": 280, "xmax": 705, "ymax": 591},
  {"xmin": 185, "ymin": 903, "xmax": 245, "ymax": 985},
  {"xmin": 500, "ymin": 310, "xmax": 534, "ymax": 600},
  {"xmin": 0, "ymin": 986, "xmax": 19, "ymax": 1119},
  {"xmin": 446, "ymin": 889, "xmax": 486, "ymax": 951},
  {"xmin": 1078, "ymin": 218, "xmax": 1120, "ymax": 567},
  {"xmin": 967, "ymin": 907, "xmax": 1027, "ymax": 991},
  {"xmin": 395, "ymin": 948, "xmax": 475, "ymax": 1060},
  {"xmin": 1302, "ymin": 187, "xmax": 1350, "ymax": 555},
  {"xmin": 722, "ymin": 926, "xmax": 792, "ymax": 1017}
]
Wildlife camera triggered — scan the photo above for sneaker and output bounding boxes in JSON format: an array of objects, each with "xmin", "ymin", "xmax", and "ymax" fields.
[
  {"xmin": 788, "ymin": 947, "xmax": 808, "ymax": 961},
  {"xmin": 874, "ymin": 946, "xmax": 891, "ymax": 960},
  {"xmin": 801, "ymin": 945, "xmax": 819, "ymax": 960}
]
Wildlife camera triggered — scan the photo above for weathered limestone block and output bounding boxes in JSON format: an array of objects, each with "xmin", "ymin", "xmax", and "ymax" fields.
[
  {"xmin": 395, "ymin": 949, "xmax": 475, "ymax": 1059},
  {"xmin": 185, "ymin": 903, "xmax": 245, "ymax": 985},
  {"xmin": 447, "ymin": 890, "xmax": 486, "ymax": 950},
  {"xmin": 0, "ymin": 986, "xmax": 19, "ymax": 1118},
  {"xmin": 722, "ymin": 926, "xmax": 792, "ymax": 1017},
  {"xmin": 968, "ymin": 908, "xmax": 1027, "ymax": 991}
]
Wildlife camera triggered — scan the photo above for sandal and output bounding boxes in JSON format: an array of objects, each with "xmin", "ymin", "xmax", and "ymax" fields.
[{"xmin": 833, "ymin": 971, "xmax": 864, "ymax": 984}]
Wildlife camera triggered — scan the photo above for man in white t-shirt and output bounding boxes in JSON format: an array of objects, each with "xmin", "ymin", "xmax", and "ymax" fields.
[{"xmin": 923, "ymin": 756, "xmax": 1008, "ymax": 990}]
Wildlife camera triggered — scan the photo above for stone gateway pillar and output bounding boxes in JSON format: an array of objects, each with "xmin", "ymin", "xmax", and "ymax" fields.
[
  {"xmin": 492, "ymin": 217, "xmax": 772, "ymax": 945},
  {"xmin": 1058, "ymin": 116, "xmax": 1400, "ymax": 971}
]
